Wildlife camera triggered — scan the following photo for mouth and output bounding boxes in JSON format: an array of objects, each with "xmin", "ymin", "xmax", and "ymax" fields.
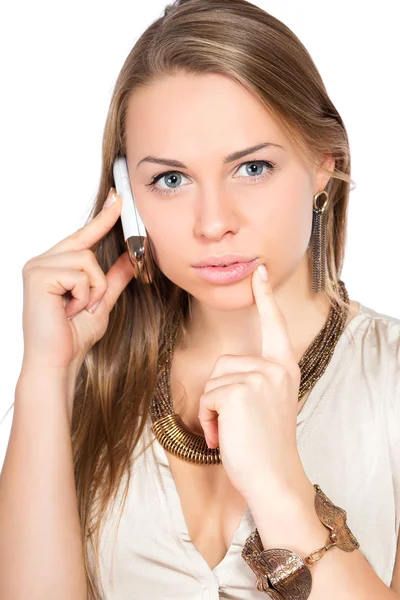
[
  {"xmin": 192, "ymin": 254, "xmax": 257, "ymax": 268},
  {"xmin": 193, "ymin": 258, "xmax": 259, "ymax": 284}
]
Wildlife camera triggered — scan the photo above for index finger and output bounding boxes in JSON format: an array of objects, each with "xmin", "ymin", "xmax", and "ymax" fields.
[
  {"xmin": 42, "ymin": 188, "xmax": 121, "ymax": 257},
  {"xmin": 251, "ymin": 264, "xmax": 295, "ymax": 364}
]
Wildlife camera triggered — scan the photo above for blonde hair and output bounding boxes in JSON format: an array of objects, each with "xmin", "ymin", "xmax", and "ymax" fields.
[{"xmin": 68, "ymin": 1, "xmax": 354, "ymax": 597}]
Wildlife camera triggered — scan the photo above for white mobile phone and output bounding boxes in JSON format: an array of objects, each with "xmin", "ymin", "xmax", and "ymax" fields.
[{"xmin": 112, "ymin": 155, "xmax": 154, "ymax": 283}]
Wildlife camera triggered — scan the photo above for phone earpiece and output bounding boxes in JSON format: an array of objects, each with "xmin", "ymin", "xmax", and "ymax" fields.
[{"xmin": 112, "ymin": 155, "xmax": 154, "ymax": 284}]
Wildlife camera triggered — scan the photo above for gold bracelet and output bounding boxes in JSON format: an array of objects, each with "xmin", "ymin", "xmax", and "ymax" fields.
[{"xmin": 241, "ymin": 484, "xmax": 360, "ymax": 599}]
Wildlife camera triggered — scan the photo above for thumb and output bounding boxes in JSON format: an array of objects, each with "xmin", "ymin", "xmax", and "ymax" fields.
[{"xmin": 102, "ymin": 251, "xmax": 138, "ymax": 311}]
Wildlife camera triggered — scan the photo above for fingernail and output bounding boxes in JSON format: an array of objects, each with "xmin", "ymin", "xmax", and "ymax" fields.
[
  {"xmin": 257, "ymin": 264, "xmax": 268, "ymax": 282},
  {"xmin": 104, "ymin": 188, "xmax": 117, "ymax": 209},
  {"xmin": 87, "ymin": 300, "xmax": 100, "ymax": 313}
]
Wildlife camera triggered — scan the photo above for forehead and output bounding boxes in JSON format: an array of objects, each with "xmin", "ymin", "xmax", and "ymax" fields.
[{"xmin": 125, "ymin": 73, "xmax": 291, "ymax": 157}]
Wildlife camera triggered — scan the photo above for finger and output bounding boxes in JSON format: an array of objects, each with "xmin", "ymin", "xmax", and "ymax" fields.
[
  {"xmin": 31, "ymin": 266, "xmax": 92, "ymax": 319},
  {"xmin": 199, "ymin": 383, "xmax": 243, "ymax": 448},
  {"xmin": 198, "ymin": 389, "xmax": 223, "ymax": 448},
  {"xmin": 204, "ymin": 369, "xmax": 245, "ymax": 394},
  {"xmin": 25, "ymin": 249, "xmax": 109, "ymax": 317},
  {"xmin": 251, "ymin": 264, "xmax": 295, "ymax": 364},
  {"xmin": 41, "ymin": 188, "xmax": 121, "ymax": 257},
  {"xmin": 99, "ymin": 250, "xmax": 137, "ymax": 313}
]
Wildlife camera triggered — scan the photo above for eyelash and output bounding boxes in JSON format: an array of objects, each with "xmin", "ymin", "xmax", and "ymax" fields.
[{"xmin": 144, "ymin": 160, "xmax": 277, "ymax": 196}]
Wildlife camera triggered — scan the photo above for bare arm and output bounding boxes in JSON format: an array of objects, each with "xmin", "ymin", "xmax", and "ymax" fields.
[{"xmin": 0, "ymin": 366, "xmax": 87, "ymax": 600}]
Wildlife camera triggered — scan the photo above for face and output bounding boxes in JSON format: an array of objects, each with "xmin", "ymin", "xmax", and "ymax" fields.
[{"xmin": 125, "ymin": 73, "xmax": 333, "ymax": 311}]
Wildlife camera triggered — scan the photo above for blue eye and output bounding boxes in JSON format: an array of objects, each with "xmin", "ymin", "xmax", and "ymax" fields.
[
  {"xmin": 149, "ymin": 171, "xmax": 189, "ymax": 194},
  {"xmin": 236, "ymin": 162, "xmax": 267, "ymax": 178},
  {"xmin": 145, "ymin": 160, "xmax": 276, "ymax": 196}
]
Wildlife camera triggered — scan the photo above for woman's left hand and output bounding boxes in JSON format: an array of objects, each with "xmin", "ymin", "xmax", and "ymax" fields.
[{"xmin": 198, "ymin": 264, "xmax": 309, "ymax": 504}]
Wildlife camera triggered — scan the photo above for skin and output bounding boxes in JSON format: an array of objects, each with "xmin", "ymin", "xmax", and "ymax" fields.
[{"xmin": 125, "ymin": 72, "xmax": 359, "ymax": 429}]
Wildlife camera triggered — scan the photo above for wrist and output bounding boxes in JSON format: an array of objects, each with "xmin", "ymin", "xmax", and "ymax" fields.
[
  {"xmin": 246, "ymin": 478, "xmax": 329, "ymax": 555},
  {"xmin": 244, "ymin": 464, "xmax": 315, "ymax": 513},
  {"xmin": 19, "ymin": 357, "xmax": 82, "ymax": 386},
  {"xmin": 16, "ymin": 362, "xmax": 80, "ymax": 424}
]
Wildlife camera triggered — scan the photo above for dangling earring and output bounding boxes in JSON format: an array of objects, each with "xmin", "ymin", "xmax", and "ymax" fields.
[
  {"xmin": 187, "ymin": 294, "xmax": 192, "ymax": 321},
  {"xmin": 311, "ymin": 190, "xmax": 329, "ymax": 293}
]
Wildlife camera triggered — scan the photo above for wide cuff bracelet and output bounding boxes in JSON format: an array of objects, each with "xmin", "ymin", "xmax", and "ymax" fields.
[{"xmin": 241, "ymin": 484, "xmax": 360, "ymax": 599}]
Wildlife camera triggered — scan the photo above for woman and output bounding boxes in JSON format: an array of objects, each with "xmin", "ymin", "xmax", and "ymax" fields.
[{"xmin": 1, "ymin": 0, "xmax": 399, "ymax": 598}]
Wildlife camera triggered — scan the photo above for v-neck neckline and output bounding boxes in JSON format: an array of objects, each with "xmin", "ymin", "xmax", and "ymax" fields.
[
  {"xmin": 145, "ymin": 302, "xmax": 367, "ymax": 586},
  {"xmin": 146, "ymin": 420, "xmax": 253, "ymax": 587}
]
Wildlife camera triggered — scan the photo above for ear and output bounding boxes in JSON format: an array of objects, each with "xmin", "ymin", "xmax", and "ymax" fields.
[{"xmin": 313, "ymin": 153, "xmax": 335, "ymax": 195}]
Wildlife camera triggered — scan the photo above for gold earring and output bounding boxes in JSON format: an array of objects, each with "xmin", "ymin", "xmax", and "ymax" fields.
[{"xmin": 311, "ymin": 190, "xmax": 329, "ymax": 293}]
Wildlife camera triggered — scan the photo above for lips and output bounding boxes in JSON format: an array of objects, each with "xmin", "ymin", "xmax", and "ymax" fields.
[
  {"xmin": 193, "ymin": 258, "xmax": 259, "ymax": 284},
  {"xmin": 205, "ymin": 261, "xmax": 237, "ymax": 267},
  {"xmin": 193, "ymin": 254, "xmax": 257, "ymax": 268}
]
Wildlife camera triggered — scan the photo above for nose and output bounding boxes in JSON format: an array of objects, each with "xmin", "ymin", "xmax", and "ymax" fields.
[{"xmin": 193, "ymin": 183, "xmax": 240, "ymax": 241}]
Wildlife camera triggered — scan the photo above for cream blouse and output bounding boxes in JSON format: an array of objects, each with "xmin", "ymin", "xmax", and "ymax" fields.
[{"xmin": 88, "ymin": 301, "xmax": 400, "ymax": 599}]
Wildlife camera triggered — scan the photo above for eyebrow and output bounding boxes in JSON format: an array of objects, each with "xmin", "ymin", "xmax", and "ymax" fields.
[{"xmin": 136, "ymin": 142, "xmax": 285, "ymax": 169}]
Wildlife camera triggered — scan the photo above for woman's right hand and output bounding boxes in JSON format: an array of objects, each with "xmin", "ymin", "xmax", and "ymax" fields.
[{"xmin": 20, "ymin": 188, "xmax": 137, "ymax": 375}]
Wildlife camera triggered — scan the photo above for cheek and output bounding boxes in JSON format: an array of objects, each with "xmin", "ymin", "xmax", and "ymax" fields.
[
  {"xmin": 146, "ymin": 215, "xmax": 187, "ymax": 275},
  {"xmin": 256, "ymin": 187, "xmax": 311, "ymax": 231},
  {"xmin": 253, "ymin": 187, "xmax": 313, "ymax": 271}
]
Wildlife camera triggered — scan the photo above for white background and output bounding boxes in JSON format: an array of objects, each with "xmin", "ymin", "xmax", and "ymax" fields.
[{"xmin": 0, "ymin": 0, "xmax": 399, "ymax": 469}]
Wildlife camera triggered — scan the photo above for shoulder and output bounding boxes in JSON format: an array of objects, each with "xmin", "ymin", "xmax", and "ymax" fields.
[
  {"xmin": 356, "ymin": 302, "xmax": 400, "ymax": 354},
  {"xmin": 356, "ymin": 302, "xmax": 400, "ymax": 414}
]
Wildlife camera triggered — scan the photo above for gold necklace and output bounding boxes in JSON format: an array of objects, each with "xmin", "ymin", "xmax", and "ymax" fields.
[{"xmin": 150, "ymin": 280, "xmax": 349, "ymax": 465}]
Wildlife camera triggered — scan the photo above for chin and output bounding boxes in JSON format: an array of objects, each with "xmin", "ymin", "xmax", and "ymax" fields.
[{"xmin": 193, "ymin": 282, "xmax": 255, "ymax": 311}]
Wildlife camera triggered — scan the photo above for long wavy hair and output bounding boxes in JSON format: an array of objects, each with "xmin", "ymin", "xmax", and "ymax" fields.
[{"xmin": 68, "ymin": 0, "xmax": 354, "ymax": 597}]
